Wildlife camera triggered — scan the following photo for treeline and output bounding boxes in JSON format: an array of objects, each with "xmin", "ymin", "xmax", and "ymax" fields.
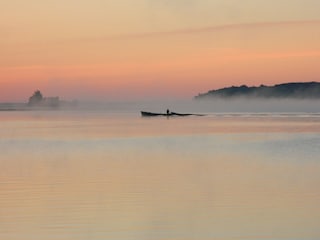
[{"xmin": 195, "ymin": 82, "xmax": 320, "ymax": 99}]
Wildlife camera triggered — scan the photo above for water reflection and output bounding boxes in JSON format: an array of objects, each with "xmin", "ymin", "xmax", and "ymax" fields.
[{"xmin": 1, "ymin": 112, "xmax": 320, "ymax": 240}]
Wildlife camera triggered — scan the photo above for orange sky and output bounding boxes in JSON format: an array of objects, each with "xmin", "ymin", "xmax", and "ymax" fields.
[{"xmin": 1, "ymin": 0, "xmax": 320, "ymax": 101}]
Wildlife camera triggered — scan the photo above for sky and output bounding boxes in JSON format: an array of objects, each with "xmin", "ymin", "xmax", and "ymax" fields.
[{"xmin": 1, "ymin": 0, "xmax": 320, "ymax": 101}]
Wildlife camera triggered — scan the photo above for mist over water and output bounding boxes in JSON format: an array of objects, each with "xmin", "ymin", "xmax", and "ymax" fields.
[
  {"xmin": 1, "ymin": 97, "xmax": 319, "ymax": 114},
  {"xmin": 74, "ymin": 98, "xmax": 320, "ymax": 114},
  {"xmin": 1, "ymin": 102, "xmax": 320, "ymax": 240}
]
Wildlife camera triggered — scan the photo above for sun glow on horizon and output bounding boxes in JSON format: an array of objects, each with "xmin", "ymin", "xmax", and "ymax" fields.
[{"xmin": 1, "ymin": 1, "xmax": 320, "ymax": 101}]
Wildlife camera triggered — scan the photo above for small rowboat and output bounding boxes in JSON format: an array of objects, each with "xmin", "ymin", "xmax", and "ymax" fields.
[
  {"xmin": 141, "ymin": 111, "xmax": 204, "ymax": 117},
  {"xmin": 141, "ymin": 111, "xmax": 167, "ymax": 116}
]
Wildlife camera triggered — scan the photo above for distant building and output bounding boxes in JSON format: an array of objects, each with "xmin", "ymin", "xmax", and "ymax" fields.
[
  {"xmin": 28, "ymin": 90, "xmax": 43, "ymax": 106},
  {"xmin": 28, "ymin": 90, "xmax": 60, "ymax": 108}
]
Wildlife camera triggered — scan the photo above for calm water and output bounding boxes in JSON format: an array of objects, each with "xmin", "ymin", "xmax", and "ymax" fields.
[{"xmin": 1, "ymin": 110, "xmax": 320, "ymax": 240}]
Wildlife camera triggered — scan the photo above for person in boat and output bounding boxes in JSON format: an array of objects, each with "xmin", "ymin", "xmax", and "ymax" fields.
[{"xmin": 166, "ymin": 109, "xmax": 170, "ymax": 115}]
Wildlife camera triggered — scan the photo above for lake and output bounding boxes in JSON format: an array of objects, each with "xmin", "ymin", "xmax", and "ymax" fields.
[{"xmin": 1, "ymin": 110, "xmax": 320, "ymax": 240}]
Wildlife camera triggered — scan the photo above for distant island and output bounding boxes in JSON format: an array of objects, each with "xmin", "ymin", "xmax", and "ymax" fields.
[
  {"xmin": 27, "ymin": 90, "xmax": 77, "ymax": 109},
  {"xmin": 195, "ymin": 82, "xmax": 320, "ymax": 100},
  {"xmin": 0, "ymin": 90, "xmax": 77, "ymax": 111},
  {"xmin": 28, "ymin": 90, "xmax": 60, "ymax": 108}
]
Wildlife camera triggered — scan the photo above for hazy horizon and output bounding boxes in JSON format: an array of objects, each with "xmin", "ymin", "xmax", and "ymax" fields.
[{"xmin": 1, "ymin": 98, "xmax": 320, "ymax": 114}]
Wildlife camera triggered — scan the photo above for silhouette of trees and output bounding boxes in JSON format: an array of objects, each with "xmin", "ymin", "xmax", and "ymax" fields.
[
  {"xmin": 28, "ymin": 90, "xmax": 43, "ymax": 105},
  {"xmin": 195, "ymin": 82, "xmax": 320, "ymax": 99}
]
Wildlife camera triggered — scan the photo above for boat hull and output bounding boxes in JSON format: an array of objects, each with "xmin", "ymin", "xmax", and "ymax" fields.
[
  {"xmin": 141, "ymin": 111, "xmax": 168, "ymax": 117},
  {"xmin": 141, "ymin": 111, "xmax": 203, "ymax": 117}
]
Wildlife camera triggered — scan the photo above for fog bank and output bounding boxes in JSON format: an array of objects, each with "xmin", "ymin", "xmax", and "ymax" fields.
[{"xmin": 73, "ymin": 98, "xmax": 320, "ymax": 114}]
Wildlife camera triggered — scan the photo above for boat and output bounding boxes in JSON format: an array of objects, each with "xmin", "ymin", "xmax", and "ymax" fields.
[
  {"xmin": 141, "ymin": 111, "xmax": 204, "ymax": 117},
  {"xmin": 141, "ymin": 111, "xmax": 168, "ymax": 117}
]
